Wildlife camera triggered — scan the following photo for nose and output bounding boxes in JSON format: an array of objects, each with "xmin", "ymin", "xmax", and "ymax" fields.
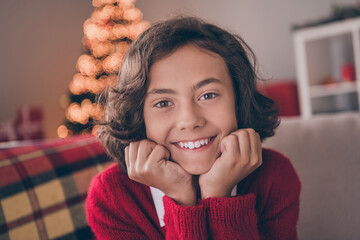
[{"xmin": 176, "ymin": 103, "xmax": 205, "ymax": 131}]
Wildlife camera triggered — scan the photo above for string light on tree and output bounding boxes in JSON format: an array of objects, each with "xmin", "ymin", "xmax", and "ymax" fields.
[{"xmin": 59, "ymin": 0, "xmax": 149, "ymax": 138}]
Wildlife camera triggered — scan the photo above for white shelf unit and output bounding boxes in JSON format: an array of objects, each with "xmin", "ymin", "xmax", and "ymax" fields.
[{"xmin": 294, "ymin": 17, "xmax": 360, "ymax": 118}]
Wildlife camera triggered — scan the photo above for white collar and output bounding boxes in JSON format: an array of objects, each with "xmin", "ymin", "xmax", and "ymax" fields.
[{"xmin": 150, "ymin": 185, "xmax": 237, "ymax": 227}]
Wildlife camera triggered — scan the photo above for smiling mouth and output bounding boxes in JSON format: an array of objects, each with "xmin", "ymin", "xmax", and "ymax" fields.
[{"xmin": 173, "ymin": 136, "xmax": 216, "ymax": 150}]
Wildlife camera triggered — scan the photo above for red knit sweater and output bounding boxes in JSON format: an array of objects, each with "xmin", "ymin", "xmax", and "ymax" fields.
[{"xmin": 86, "ymin": 148, "xmax": 301, "ymax": 239}]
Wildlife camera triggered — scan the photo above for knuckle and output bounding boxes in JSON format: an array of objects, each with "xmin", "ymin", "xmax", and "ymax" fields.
[
  {"xmin": 240, "ymin": 130, "xmax": 250, "ymax": 137},
  {"xmin": 243, "ymin": 157, "xmax": 251, "ymax": 166},
  {"xmin": 153, "ymin": 144, "xmax": 163, "ymax": 152},
  {"xmin": 247, "ymin": 128, "xmax": 256, "ymax": 134},
  {"xmin": 226, "ymin": 134, "xmax": 238, "ymax": 142},
  {"xmin": 139, "ymin": 139, "xmax": 148, "ymax": 148}
]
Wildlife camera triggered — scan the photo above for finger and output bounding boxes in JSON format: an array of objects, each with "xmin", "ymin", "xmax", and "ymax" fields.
[
  {"xmin": 220, "ymin": 134, "xmax": 240, "ymax": 160},
  {"xmin": 245, "ymin": 128, "xmax": 262, "ymax": 167},
  {"xmin": 248, "ymin": 129, "xmax": 261, "ymax": 154},
  {"xmin": 246, "ymin": 128, "xmax": 262, "ymax": 168},
  {"xmin": 234, "ymin": 130, "xmax": 251, "ymax": 160},
  {"xmin": 147, "ymin": 145, "xmax": 170, "ymax": 166},
  {"xmin": 136, "ymin": 140, "xmax": 156, "ymax": 171},
  {"xmin": 128, "ymin": 141, "xmax": 140, "ymax": 171}
]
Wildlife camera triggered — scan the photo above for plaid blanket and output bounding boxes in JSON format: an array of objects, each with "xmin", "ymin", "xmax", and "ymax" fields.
[{"xmin": 0, "ymin": 135, "xmax": 113, "ymax": 240}]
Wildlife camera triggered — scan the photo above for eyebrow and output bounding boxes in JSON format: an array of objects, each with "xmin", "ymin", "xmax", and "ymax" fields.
[
  {"xmin": 147, "ymin": 78, "xmax": 222, "ymax": 95},
  {"xmin": 193, "ymin": 78, "xmax": 222, "ymax": 91}
]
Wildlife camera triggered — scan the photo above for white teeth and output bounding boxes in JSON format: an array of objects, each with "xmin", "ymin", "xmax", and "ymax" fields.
[{"xmin": 177, "ymin": 138, "xmax": 211, "ymax": 149}]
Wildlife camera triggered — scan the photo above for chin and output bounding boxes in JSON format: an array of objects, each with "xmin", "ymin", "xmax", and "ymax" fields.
[
  {"xmin": 170, "ymin": 146, "xmax": 220, "ymax": 175},
  {"xmin": 180, "ymin": 160, "xmax": 215, "ymax": 175}
]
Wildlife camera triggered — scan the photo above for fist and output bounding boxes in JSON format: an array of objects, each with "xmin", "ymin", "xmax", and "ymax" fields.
[
  {"xmin": 125, "ymin": 139, "xmax": 196, "ymax": 206},
  {"xmin": 199, "ymin": 128, "xmax": 262, "ymax": 199}
]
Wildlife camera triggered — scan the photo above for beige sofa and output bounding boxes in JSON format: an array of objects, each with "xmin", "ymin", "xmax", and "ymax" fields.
[{"xmin": 263, "ymin": 112, "xmax": 360, "ymax": 240}]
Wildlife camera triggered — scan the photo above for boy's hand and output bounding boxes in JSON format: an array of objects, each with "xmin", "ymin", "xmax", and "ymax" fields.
[
  {"xmin": 199, "ymin": 128, "xmax": 262, "ymax": 199},
  {"xmin": 125, "ymin": 140, "xmax": 196, "ymax": 206}
]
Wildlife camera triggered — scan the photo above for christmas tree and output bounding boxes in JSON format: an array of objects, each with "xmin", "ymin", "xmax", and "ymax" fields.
[{"xmin": 58, "ymin": 0, "xmax": 149, "ymax": 138}]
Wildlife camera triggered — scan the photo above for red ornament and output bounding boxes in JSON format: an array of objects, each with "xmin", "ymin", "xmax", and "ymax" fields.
[{"xmin": 342, "ymin": 63, "xmax": 356, "ymax": 82}]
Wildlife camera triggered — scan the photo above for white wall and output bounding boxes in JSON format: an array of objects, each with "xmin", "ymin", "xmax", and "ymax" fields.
[
  {"xmin": 136, "ymin": 0, "xmax": 357, "ymax": 79},
  {"xmin": 0, "ymin": 0, "xmax": 93, "ymax": 138},
  {"xmin": 0, "ymin": 0, "xmax": 356, "ymax": 138}
]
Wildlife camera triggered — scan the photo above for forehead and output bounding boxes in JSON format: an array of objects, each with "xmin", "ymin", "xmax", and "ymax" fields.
[{"xmin": 148, "ymin": 44, "xmax": 230, "ymax": 88}]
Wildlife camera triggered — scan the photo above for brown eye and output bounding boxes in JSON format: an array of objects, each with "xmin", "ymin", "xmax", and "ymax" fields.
[
  {"xmin": 154, "ymin": 101, "xmax": 173, "ymax": 108},
  {"xmin": 199, "ymin": 93, "xmax": 218, "ymax": 101}
]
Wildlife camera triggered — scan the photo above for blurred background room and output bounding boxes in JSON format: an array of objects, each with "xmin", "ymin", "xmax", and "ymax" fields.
[
  {"xmin": 0, "ymin": 0, "xmax": 358, "ymax": 140},
  {"xmin": 1, "ymin": 1, "xmax": 360, "ymax": 240}
]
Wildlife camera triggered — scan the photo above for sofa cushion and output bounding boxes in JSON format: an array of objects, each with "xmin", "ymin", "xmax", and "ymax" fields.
[
  {"xmin": 0, "ymin": 135, "xmax": 112, "ymax": 240},
  {"xmin": 263, "ymin": 112, "xmax": 360, "ymax": 240}
]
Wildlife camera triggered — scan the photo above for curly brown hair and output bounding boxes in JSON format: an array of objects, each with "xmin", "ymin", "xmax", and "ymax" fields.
[{"xmin": 98, "ymin": 16, "xmax": 279, "ymax": 171}]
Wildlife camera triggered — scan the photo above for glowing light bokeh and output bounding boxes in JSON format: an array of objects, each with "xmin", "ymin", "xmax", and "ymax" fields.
[
  {"xmin": 57, "ymin": 125, "xmax": 69, "ymax": 138},
  {"xmin": 61, "ymin": 0, "xmax": 148, "ymax": 138}
]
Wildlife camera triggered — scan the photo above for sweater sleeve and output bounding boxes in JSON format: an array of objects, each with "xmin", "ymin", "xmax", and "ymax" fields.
[
  {"xmin": 199, "ymin": 150, "xmax": 301, "ymax": 240},
  {"xmin": 85, "ymin": 173, "xmax": 149, "ymax": 240},
  {"xmin": 201, "ymin": 194, "xmax": 260, "ymax": 239},
  {"xmin": 163, "ymin": 196, "xmax": 208, "ymax": 240},
  {"xmin": 257, "ymin": 153, "xmax": 301, "ymax": 240}
]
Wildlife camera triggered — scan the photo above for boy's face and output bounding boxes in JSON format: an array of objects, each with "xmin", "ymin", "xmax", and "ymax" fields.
[{"xmin": 143, "ymin": 44, "xmax": 237, "ymax": 175}]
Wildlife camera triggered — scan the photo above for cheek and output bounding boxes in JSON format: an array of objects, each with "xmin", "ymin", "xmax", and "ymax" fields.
[
  {"xmin": 221, "ymin": 114, "xmax": 238, "ymax": 134},
  {"xmin": 215, "ymin": 101, "xmax": 238, "ymax": 133},
  {"xmin": 144, "ymin": 112, "xmax": 169, "ymax": 144}
]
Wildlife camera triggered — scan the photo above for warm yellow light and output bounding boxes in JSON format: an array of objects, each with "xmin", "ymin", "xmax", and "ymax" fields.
[
  {"xmin": 91, "ymin": 41, "xmax": 112, "ymax": 58},
  {"xmin": 90, "ymin": 78, "xmax": 106, "ymax": 94},
  {"xmin": 103, "ymin": 54, "xmax": 123, "ymax": 73},
  {"xmin": 91, "ymin": 5, "xmax": 114, "ymax": 24},
  {"xmin": 126, "ymin": 21, "xmax": 150, "ymax": 40},
  {"xmin": 69, "ymin": 74, "xmax": 89, "ymax": 95},
  {"xmin": 81, "ymin": 99, "xmax": 93, "ymax": 115},
  {"xmin": 117, "ymin": 0, "xmax": 136, "ymax": 9},
  {"xmin": 66, "ymin": 103, "xmax": 89, "ymax": 124},
  {"xmin": 106, "ymin": 74, "xmax": 118, "ymax": 87},
  {"xmin": 111, "ymin": 24, "xmax": 128, "ymax": 40},
  {"xmin": 91, "ymin": 104, "xmax": 104, "ymax": 120},
  {"xmin": 111, "ymin": 5, "xmax": 124, "ymax": 21},
  {"xmin": 57, "ymin": 125, "xmax": 69, "ymax": 138},
  {"xmin": 77, "ymin": 55, "xmax": 96, "ymax": 76},
  {"xmin": 92, "ymin": 124, "xmax": 101, "ymax": 136},
  {"xmin": 83, "ymin": 20, "xmax": 99, "ymax": 41},
  {"xmin": 123, "ymin": 8, "xmax": 142, "ymax": 22},
  {"xmin": 115, "ymin": 41, "xmax": 129, "ymax": 54},
  {"xmin": 77, "ymin": 55, "xmax": 103, "ymax": 77},
  {"xmin": 98, "ymin": 28, "xmax": 111, "ymax": 42}
]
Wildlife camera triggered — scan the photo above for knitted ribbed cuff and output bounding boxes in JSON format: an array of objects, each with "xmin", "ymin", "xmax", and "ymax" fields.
[
  {"xmin": 163, "ymin": 196, "xmax": 208, "ymax": 239},
  {"xmin": 202, "ymin": 194, "xmax": 258, "ymax": 233}
]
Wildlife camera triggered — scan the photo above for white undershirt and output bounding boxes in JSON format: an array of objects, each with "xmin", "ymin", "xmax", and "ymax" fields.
[{"xmin": 150, "ymin": 185, "xmax": 238, "ymax": 227}]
